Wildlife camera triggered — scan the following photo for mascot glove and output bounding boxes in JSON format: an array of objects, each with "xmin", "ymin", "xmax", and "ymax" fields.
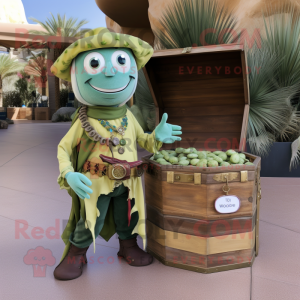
[
  {"xmin": 65, "ymin": 172, "xmax": 93, "ymax": 200},
  {"xmin": 155, "ymin": 113, "xmax": 182, "ymax": 144}
]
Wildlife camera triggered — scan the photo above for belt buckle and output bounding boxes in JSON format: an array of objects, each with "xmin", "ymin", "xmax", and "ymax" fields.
[{"xmin": 112, "ymin": 164, "xmax": 126, "ymax": 180}]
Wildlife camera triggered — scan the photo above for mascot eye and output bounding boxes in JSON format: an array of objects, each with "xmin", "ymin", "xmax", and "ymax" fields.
[
  {"xmin": 111, "ymin": 50, "xmax": 131, "ymax": 73},
  {"xmin": 90, "ymin": 58, "xmax": 100, "ymax": 69},
  {"xmin": 84, "ymin": 52, "xmax": 105, "ymax": 75},
  {"xmin": 117, "ymin": 55, "xmax": 126, "ymax": 65}
]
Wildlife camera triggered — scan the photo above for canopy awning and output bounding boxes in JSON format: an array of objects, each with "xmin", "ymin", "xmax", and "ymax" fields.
[{"xmin": 0, "ymin": 23, "xmax": 77, "ymax": 49}]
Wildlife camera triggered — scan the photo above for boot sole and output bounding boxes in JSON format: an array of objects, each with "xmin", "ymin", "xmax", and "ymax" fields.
[{"xmin": 117, "ymin": 253, "xmax": 153, "ymax": 267}]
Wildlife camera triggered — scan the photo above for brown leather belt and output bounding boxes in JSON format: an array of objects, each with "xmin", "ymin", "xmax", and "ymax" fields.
[{"xmin": 82, "ymin": 156, "xmax": 147, "ymax": 180}]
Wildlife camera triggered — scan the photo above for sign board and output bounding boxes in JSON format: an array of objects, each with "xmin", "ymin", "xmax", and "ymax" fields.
[{"xmin": 215, "ymin": 195, "xmax": 241, "ymax": 214}]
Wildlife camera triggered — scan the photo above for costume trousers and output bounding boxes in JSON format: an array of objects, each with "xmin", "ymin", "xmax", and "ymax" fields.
[{"xmin": 69, "ymin": 184, "xmax": 138, "ymax": 248}]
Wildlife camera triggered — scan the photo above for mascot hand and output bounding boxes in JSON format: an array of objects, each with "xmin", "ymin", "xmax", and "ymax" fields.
[
  {"xmin": 65, "ymin": 172, "xmax": 93, "ymax": 200},
  {"xmin": 155, "ymin": 113, "xmax": 182, "ymax": 144}
]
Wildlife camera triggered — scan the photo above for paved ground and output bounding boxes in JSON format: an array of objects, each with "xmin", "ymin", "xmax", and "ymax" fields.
[{"xmin": 1, "ymin": 121, "xmax": 300, "ymax": 300}]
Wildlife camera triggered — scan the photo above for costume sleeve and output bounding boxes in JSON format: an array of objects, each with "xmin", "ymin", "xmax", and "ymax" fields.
[
  {"xmin": 57, "ymin": 119, "xmax": 84, "ymax": 189},
  {"xmin": 129, "ymin": 110, "xmax": 163, "ymax": 154}
]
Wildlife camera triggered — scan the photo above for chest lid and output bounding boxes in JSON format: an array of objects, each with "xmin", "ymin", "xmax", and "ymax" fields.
[{"xmin": 143, "ymin": 44, "xmax": 249, "ymax": 152}]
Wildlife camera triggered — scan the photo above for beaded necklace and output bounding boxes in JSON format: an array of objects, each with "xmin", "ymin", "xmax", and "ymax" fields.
[
  {"xmin": 78, "ymin": 106, "xmax": 126, "ymax": 156},
  {"xmin": 98, "ymin": 116, "xmax": 128, "ymax": 154}
]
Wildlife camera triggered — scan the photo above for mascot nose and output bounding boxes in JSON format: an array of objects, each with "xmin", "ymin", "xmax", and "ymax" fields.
[{"xmin": 105, "ymin": 61, "xmax": 116, "ymax": 77}]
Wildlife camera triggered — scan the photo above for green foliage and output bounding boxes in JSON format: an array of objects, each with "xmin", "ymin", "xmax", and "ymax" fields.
[
  {"xmin": 60, "ymin": 89, "xmax": 69, "ymax": 107},
  {"xmin": 29, "ymin": 13, "xmax": 89, "ymax": 37},
  {"xmin": 134, "ymin": 69, "xmax": 156, "ymax": 131},
  {"xmin": 3, "ymin": 91, "xmax": 22, "ymax": 107},
  {"xmin": 0, "ymin": 55, "xmax": 25, "ymax": 80},
  {"xmin": 245, "ymin": 6, "xmax": 300, "ymax": 156},
  {"xmin": 129, "ymin": 105, "xmax": 148, "ymax": 131},
  {"xmin": 14, "ymin": 72, "xmax": 36, "ymax": 106},
  {"xmin": 154, "ymin": 0, "xmax": 237, "ymax": 49},
  {"xmin": 247, "ymin": 46, "xmax": 299, "ymax": 156},
  {"xmin": 262, "ymin": 7, "xmax": 300, "ymax": 88}
]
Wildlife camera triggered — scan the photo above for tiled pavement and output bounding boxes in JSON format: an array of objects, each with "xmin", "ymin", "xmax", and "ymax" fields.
[{"xmin": 0, "ymin": 121, "xmax": 300, "ymax": 300}]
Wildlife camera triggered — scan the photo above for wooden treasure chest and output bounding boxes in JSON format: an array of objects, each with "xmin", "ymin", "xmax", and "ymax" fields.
[{"xmin": 142, "ymin": 44, "xmax": 261, "ymax": 274}]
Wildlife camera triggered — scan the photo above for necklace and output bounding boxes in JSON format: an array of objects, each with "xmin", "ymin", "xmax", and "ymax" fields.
[
  {"xmin": 98, "ymin": 116, "xmax": 128, "ymax": 154},
  {"xmin": 78, "ymin": 106, "xmax": 124, "ymax": 155}
]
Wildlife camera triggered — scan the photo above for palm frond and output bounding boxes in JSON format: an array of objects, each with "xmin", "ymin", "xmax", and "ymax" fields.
[
  {"xmin": 246, "ymin": 44, "xmax": 300, "ymax": 156},
  {"xmin": 261, "ymin": 6, "xmax": 300, "ymax": 88},
  {"xmin": 290, "ymin": 137, "xmax": 300, "ymax": 170},
  {"xmin": 135, "ymin": 70, "xmax": 156, "ymax": 131},
  {"xmin": 0, "ymin": 55, "xmax": 25, "ymax": 79},
  {"xmin": 29, "ymin": 13, "xmax": 89, "ymax": 37},
  {"xmin": 154, "ymin": 0, "xmax": 238, "ymax": 49}
]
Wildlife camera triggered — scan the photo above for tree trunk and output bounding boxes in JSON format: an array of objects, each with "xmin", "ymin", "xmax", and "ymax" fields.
[
  {"xmin": 0, "ymin": 76, "xmax": 3, "ymax": 107},
  {"xmin": 55, "ymin": 76, "xmax": 60, "ymax": 110},
  {"xmin": 42, "ymin": 86, "xmax": 46, "ymax": 97}
]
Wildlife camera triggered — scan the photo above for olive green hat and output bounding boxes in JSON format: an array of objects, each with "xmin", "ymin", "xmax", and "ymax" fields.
[{"xmin": 50, "ymin": 27, "xmax": 153, "ymax": 82}]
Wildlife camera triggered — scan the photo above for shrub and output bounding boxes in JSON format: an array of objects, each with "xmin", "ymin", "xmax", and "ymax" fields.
[
  {"xmin": 60, "ymin": 89, "xmax": 69, "ymax": 107},
  {"xmin": 3, "ymin": 91, "xmax": 22, "ymax": 107}
]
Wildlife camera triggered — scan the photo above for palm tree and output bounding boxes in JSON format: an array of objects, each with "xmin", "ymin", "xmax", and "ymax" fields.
[
  {"xmin": 28, "ymin": 13, "xmax": 89, "ymax": 110},
  {"xmin": 0, "ymin": 55, "xmax": 25, "ymax": 107},
  {"xmin": 24, "ymin": 52, "xmax": 48, "ymax": 96}
]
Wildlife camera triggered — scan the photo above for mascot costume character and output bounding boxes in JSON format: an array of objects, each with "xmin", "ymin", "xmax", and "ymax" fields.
[{"xmin": 51, "ymin": 27, "xmax": 182, "ymax": 280}]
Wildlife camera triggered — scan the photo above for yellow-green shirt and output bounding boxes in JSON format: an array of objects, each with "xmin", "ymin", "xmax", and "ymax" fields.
[{"xmin": 57, "ymin": 109, "xmax": 162, "ymax": 251}]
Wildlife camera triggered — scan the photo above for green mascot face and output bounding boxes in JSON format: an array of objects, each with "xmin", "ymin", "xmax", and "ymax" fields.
[{"xmin": 72, "ymin": 48, "xmax": 138, "ymax": 107}]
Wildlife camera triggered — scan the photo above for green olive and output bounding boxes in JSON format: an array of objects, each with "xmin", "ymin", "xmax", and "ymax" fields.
[{"xmin": 208, "ymin": 160, "xmax": 219, "ymax": 167}]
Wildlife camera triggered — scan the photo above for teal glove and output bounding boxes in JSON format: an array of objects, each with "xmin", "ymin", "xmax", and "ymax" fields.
[
  {"xmin": 155, "ymin": 113, "xmax": 182, "ymax": 144},
  {"xmin": 65, "ymin": 172, "xmax": 93, "ymax": 200}
]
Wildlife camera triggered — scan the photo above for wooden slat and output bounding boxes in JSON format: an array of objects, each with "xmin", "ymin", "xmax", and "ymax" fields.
[
  {"xmin": 206, "ymin": 248, "xmax": 254, "ymax": 268},
  {"xmin": 161, "ymin": 181, "xmax": 208, "ymax": 219},
  {"xmin": 165, "ymin": 247, "xmax": 254, "ymax": 268},
  {"xmin": 239, "ymin": 104, "xmax": 249, "ymax": 151},
  {"xmin": 165, "ymin": 104, "xmax": 245, "ymax": 117},
  {"xmin": 151, "ymin": 44, "xmax": 244, "ymax": 58},
  {"xmin": 208, "ymin": 226, "xmax": 255, "ymax": 255},
  {"xmin": 158, "ymin": 78, "xmax": 244, "ymax": 108},
  {"xmin": 167, "ymin": 115, "xmax": 243, "ymax": 133},
  {"xmin": 240, "ymin": 50, "xmax": 250, "ymax": 105},
  {"xmin": 165, "ymin": 246, "xmax": 207, "ymax": 268},
  {"xmin": 144, "ymin": 172, "xmax": 163, "ymax": 211},
  {"xmin": 160, "ymin": 170, "xmax": 256, "ymax": 183},
  {"xmin": 151, "ymin": 56, "xmax": 246, "ymax": 83},
  {"xmin": 206, "ymin": 181, "xmax": 255, "ymax": 219},
  {"xmin": 156, "ymin": 180, "xmax": 255, "ymax": 220},
  {"xmin": 147, "ymin": 204, "xmax": 257, "ymax": 237},
  {"xmin": 147, "ymin": 236, "xmax": 166, "ymax": 260},
  {"xmin": 147, "ymin": 220, "xmax": 255, "ymax": 255}
]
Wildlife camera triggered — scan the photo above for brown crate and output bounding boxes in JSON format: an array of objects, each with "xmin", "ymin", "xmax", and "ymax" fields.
[
  {"xmin": 35, "ymin": 107, "xmax": 50, "ymax": 120},
  {"xmin": 142, "ymin": 45, "xmax": 261, "ymax": 273}
]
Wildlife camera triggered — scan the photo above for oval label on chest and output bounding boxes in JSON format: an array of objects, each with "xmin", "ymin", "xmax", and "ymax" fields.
[{"xmin": 215, "ymin": 195, "xmax": 241, "ymax": 214}]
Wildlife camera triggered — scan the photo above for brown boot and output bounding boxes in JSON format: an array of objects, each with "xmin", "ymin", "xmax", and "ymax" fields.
[
  {"xmin": 118, "ymin": 237, "xmax": 153, "ymax": 266},
  {"xmin": 54, "ymin": 244, "xmax": 89, "ymax": 281}
]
